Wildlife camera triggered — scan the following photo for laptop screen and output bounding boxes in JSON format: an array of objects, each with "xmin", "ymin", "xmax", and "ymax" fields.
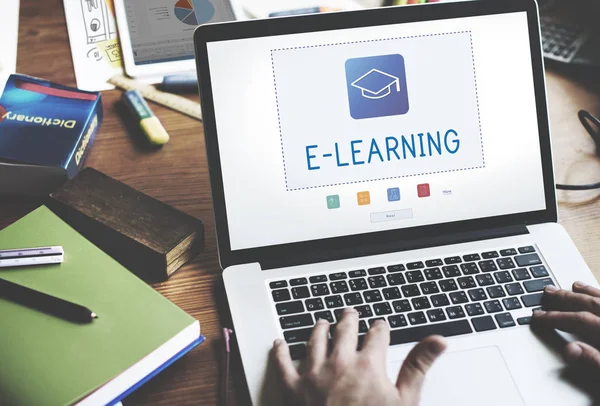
[{"xmin": 206, "ymin": 10, "xmax": 546, "ymax": 251}]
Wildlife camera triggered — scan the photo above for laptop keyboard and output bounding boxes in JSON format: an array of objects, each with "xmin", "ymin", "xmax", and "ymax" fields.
[{"xmin": 268, "ymin": 245, "xmax": 555, "ymax": 360}]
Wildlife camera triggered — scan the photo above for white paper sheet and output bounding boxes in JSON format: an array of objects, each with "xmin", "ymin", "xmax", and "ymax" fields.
[
  {"xmin": 63, "ymin": 0, "xmax": 124, "ymax": 91},
  {"xmin": 0, "ymin": 0, "xmax": 20, "ymax": 97}
]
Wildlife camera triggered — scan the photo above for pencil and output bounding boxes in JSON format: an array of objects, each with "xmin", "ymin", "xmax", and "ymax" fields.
[{"xmin": 0, "ymin": 278, "xmax": 97, "ymax": 323}]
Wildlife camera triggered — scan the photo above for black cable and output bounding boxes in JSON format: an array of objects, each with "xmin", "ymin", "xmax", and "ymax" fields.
[{"xmin": 555, "ymin": 110, "xmax": 600, "ymax": 191}]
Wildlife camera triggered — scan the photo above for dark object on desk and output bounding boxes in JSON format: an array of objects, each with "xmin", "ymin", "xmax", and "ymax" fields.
[
  {"xmin": 159, "ymin": 75, "xmax": 199, "ymax": 93},
  {"xmin": 0, "ymin": 277, "xmax": 97, "ymax": 323},
  {"xmin": 47, "ymin": 168, "xmax": 204, "ymax": 281}
]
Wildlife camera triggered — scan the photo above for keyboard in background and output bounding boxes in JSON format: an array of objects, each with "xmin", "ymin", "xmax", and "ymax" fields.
[{"xmin": 269, "ymin": 245, "xmax": 554, "ymax": 360}]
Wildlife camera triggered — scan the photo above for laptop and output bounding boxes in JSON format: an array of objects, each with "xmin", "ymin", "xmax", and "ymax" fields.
[{"xmin": 194, "ymin": 0, "xmax": 599, "ymax": 404}]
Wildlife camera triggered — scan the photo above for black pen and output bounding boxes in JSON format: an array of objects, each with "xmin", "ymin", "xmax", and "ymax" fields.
[{"xmin": 0, "ymin": 278, "xmax": 97, "ymax": 323}]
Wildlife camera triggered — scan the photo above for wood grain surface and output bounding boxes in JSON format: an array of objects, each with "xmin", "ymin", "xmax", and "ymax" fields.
[{"xmin": 3, "ymin": 1, "xmax": 600, "ymax": 405}]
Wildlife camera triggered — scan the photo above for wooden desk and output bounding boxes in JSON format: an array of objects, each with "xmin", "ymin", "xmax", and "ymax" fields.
[{"xmin": 3, "ymin": 1, "xmax": 600, "ymax": 405}]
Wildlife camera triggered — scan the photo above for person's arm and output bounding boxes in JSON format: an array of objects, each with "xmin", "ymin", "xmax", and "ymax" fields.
[{"xmin": 273, "ymin": 308, "xmax": 447, "ymax": 406}]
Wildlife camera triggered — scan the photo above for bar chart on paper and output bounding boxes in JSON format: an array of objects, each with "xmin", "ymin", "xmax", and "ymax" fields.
[{"xmin": 174, "ymin": 0, "xmax": 215, "ymax": 25}]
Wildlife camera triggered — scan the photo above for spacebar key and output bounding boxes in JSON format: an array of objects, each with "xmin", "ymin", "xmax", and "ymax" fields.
[{"xmin": 390, "ymin": 320, "xmax": 473, "ymax": 345}]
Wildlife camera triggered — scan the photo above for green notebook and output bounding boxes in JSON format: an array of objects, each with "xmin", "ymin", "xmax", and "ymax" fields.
[{"xmin": 0, "ymin": 206, "xmax": 201, "ymax": 406}]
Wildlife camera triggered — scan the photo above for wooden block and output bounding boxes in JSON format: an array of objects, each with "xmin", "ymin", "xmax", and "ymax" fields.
[{"xmin": 47, "ymin": 168, "xmax": 204, "ymax": 281}]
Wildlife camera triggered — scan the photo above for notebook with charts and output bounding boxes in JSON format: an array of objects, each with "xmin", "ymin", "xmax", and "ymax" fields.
[{"xmin": 0, "ymin": 206, "xmax": 203, "ymax": 406}]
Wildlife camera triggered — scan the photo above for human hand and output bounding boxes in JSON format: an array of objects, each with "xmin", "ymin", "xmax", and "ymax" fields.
[
  {"xmin": 273, "ymin": 308, "xmax": 447, "ymax": 406},
  {"xmin": 532, "ymin": 281, "xmax": 600, "ymax": 371}
]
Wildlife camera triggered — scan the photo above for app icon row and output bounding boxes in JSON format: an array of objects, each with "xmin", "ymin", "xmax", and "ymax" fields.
[{"xmin": 326, "ymin": 184, "xmax": 430, "ymax": 209}]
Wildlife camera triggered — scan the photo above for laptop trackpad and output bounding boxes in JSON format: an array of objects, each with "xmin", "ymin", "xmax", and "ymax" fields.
[{"xmin": 389, "ymin": 346, "xmax": 524, "ymax": 406}]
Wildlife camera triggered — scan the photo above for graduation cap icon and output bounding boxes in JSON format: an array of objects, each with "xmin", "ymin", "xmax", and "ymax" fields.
[{"xmin": 350, "ymin": 69, "xmax": 401, "ymax": 100}]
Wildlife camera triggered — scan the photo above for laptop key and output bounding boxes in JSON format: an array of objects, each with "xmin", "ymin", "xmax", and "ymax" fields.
[
  {"xmin": 439, "ymin": 279, "xmax": 458, "ymax": 292},
  {"xmin": 502, "ymin": 297, "xmax": 522, "ymax": 310},
  {"xmin": 355, "ymin": 305, "xmax": 373, "ymax": 319},
  {"xmin": 518, "ymin": 246, "xmax": 536, "ymax": 254},
  {"xmin": 424, "ymin": 268, "xmax": 443, "ymax": 280},
  {"xmin": 517, "ymin": 316, "xmax": 532, "ymax": 325},
  {"xmin": 458, "ymin": 276, "xmax": 477, "ymax": 289},
  {"xmin": 387, "ymin": 264, "xmax": 406, "ymax": 273},
  {"xmin": 426, "ymin": 259, "xmax": 444, "ymax": 267},
  {"xmin": 349, "ymin": 270, "xmax": 367, "ymax": 278},
  {"xmin": 277, "ymin": 301, "xmax": 305, "ymax": 315},
  {"xmin": 382, "ymin": 287, "xmax": 402, "ymax": 300},
  {"xmin": 284, "ymin": 328, "xmax": 312, "ymax": 344},
  {"xmin": 484, "ymin": 300, "xmax": 503, "ymax": 313},
  {"xmin": 487, "ymin": 286, "xmax": 506, "ymax": 299},
  {"xmin": 482, "ymin": 251, "xmax": 499, "ymax": 259},
  {"xmin": 406, "ymin": 271, "xmax": 425, "ymax": 283},
  {"xmin": 471, "ymin": 316, "xmax": 497, "ymax": 332},
  {"xmin": 442, "ymin": 265, "xmax": 461, "ymax": 278},
  {"xmin": 325, "ymin": 295, "xmax": 344, "ymax": 308},
  {"xmin": 495, "ymin": 313, "xmax": 516, "ymax": 328},
  {"xmin": 408, "ymin": 311, "xmax": 427, "ymax": 325},
  {"xmin": 359, "ymin": 320, "xmax": 369, "ymax": 333},
  {"xmin": 497, "ymin": 258, "xmax": 516, "ymax": 269},
  {"xmin": 305, "ymin": 298, "xmax": 324, "ymax": 311},
  {"xmin": 427, "ymin": 308, "xmax": 447, "ymax": 322},
  {"xmin": 463, "ymin": 254, "xmax": 481, "ymax": 262},
  {"xmin": 289, "ymin": 344, "xmax": 308, "ymax": 360},
  {"xmin": 270, "ymin": 280, "xmax": 287, "ymax": 289},
  {"xmin": 523, "ymin": 278, "xmax": 554, "ymax": 293},
  {"xmin": 387, "ymin": 273, "xmax": 406, "ymax": 286},
  {"xmin": 311, "ymin": 284, "xmax": 330, "ymax": 297},
  {"xmin": 461, "ymin": 263, "xmax": 479, "ymax": 275},
  {"xmin": 280, "ymin": 313, "xmax": 313, "ymax": 329},
  {"xmin": 446, "ymin": 305, "xmax": 466, "ymax": 319},
  {"xmin": 476, "ymin": 274, "xmax": 494, "ymax": 286},
  {"xmin": 314, "ymin": 310, "xmax": 334, "ymax": 323},
  {"xmin": 466, "ymin": 303, "xmax": 484, "ymax": 316},
  {"xmin": 450, "ymin": 291, "xmax": 469, "ymax": 304},
  {"xmin": 500, "ymin": 248, "xmax": 518, "ymax": 256},
  {"xmin": 293, "ymin": 286, "xmax": 310, "ymax": 299},
  {"xmin": 392, "ymin": 299, "xmax": 412, "ymax": 313},
  {"xmin": 402, "ymin": 284, "xmax": 421, "ymax": 297},
  {"xmin": 368, "ymin": 267, "xmax": 386, "ymax": 275},
  {"xmin": 407, "ymin": 261, "xmax": 425, "ymax": 270},
  {"xmin": 373, "ymin": 302, "xmax": 393, "ymax": 316},
  {"xmin": 334, "ymin": 309, "xmax": 346, "ymax": 321},
  {"xmin": 368, "ymin": 275, "xmax": 387, "ymax": 288},
  {"xmin": 388, "ymin": 314, "xmax": 408, "ymax": 328},
  {"xmin": 363, "ymin": 290, "xmax": 383, "ymax": 303},
  {"xmin": 505, "ymin": 283, "xmax": 524, "ymax": 296},
  {"xmin": 412, "ymin": 297, "xmax": 431, "ymax": 310},
  {"xmin": 431, "ymin": 293, "xmax": 450, "ymax": 307},
  {"xmin": 272, "ymin": 288, "xmax": 291, "ymax": 302},
  {"xmin": 349, "ymin": 279, "xmax": 368, "ymax": 291},
  {"xmin": 494, "ymin": 271, "xmax": 513, "ymax": 284},
  {"xmin": 330, "ymin": 281, "xmax": 349, "ymax": 294},
  {"xmin": 310, "ymin": 275, "xmax": 327, "ymax": 283},
  {"xmin": 290, "ymin": 277, "xmax": 308, "ymax": 286},
  {"xmin": 468, "ymin": 288, "xmax": 487, "ymax": 301},
  {"xmin": 514, "ymin": 254, "xmax": 541, "ymax": 267},
  {"xmin": 444, "ymin": 256, "xmax": 462, "ymax": 264},
  {"xmin": 344, "ymin": 292, "xmax": 364, "ymax": 306},
  {"xmin": 420, "ymin": 282, "xmax": 439, "ymax": 295},
  {"xmin": 478, "ymin": 260, "xmax": 498, "ymax": 273},
  {"xmin": 390, "ymin": 320, "xmax": 473, "ymax": 345},
  {"xmin": 329, "ymin": 272, "xmax": 347, "ymax": 281},
  {"xmin": 530, "ymin": 266, "xmax": 549, "ymax": 278}
]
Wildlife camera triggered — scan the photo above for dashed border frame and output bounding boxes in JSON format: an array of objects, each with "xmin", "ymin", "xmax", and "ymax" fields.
[{"xmin": 270, "ymin": 30, "xmax": 485, "ymax": 192}]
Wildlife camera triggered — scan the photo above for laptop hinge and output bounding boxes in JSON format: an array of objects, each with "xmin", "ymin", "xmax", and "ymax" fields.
[{"xmin": 260, "ymin": 224, "xmax": 528, "ymax": 271}]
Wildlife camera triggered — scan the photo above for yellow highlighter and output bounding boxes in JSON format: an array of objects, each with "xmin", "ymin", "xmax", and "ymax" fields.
[{"xmin": 122, "ymin": 89, "xmax": 170, "ymax": 145}]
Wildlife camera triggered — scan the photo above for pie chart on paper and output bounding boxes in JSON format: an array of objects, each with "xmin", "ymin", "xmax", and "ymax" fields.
[{"xmin": 174, "ymin": 0, "xmax": 215, "ymax": 26}]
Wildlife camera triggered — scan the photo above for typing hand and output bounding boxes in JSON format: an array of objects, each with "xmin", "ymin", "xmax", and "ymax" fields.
[
  {"xmin": 533, "ymin": 282, "xmax": 600, "ymax": 371},
  {"xmin": 273, "ymin": 308, "xmax": 447, "ymax": 406}
]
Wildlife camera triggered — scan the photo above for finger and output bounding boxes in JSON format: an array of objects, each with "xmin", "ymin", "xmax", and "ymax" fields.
[
  {"xmin": 332, "ymin": 308, "xmax": 359, "ymax": 358},
  {"xmin": 542, "ymin": 286, "xmax": 600, "ymax": 316},
  {"xmin": 360, "ymin": 319, "xmax": 390, "ymax": 363},
  {"xmin": 396, "ymin": 335, "xmax": 447, "ymax": 396},
  {"xmin": 572, "ymin": 281, "xmax": 600, "ymax": 299},
  {"xmin": 532, "ymin": 310, "xmax": 600, "ymax": 345},
  {"xmin": 273, "ymin": 339, "xmax": 300, "ymax": 393},
  {"xmin": 307, "ymin": 319, "xmax": 330, "ymax": 371},
  {"xmin": 564, "ymin": 341, "xmax": 600, "ymax": 371}
]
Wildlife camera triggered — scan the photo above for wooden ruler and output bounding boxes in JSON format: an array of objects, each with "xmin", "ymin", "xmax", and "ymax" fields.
[{"xmin": 108, "ymin": 75, "xmax": 202, "ymax": 121}]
